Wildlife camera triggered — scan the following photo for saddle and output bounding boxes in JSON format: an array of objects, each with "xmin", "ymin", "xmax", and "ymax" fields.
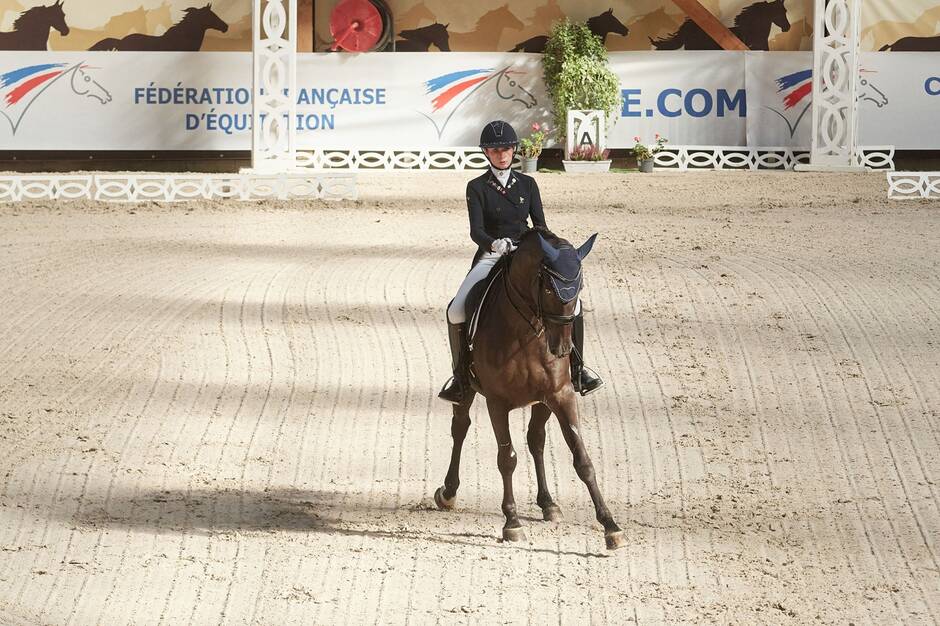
[{"xmin": 466, "ymin": 255, "xmax": 510, "ymax": 350}]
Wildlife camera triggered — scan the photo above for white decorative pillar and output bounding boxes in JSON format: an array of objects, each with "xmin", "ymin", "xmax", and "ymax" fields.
[
  {"xmin": 797, "ymin": 0, "xmax": 865, "ymax": 171},
  {"xmin": 250, "ymin": 0, "xmax": 298, "ymax": 173}
]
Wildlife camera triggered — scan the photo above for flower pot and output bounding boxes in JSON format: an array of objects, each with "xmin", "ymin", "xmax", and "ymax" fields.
[
  {"xmin": 521, "ymin": 157, "xmax": 538, "ymax": 173},
  {"xmin": 562, "ymin": 159, "xmax": 612, "ymax": 173},
  {"xmin": 638, "ymin": 159, "xmax": 654, "ymax": 173}
]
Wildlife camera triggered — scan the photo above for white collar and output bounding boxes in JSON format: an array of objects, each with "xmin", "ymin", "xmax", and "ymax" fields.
[{"xmin": 490, "ymin": 166, "xmax": 512, "ymax": 187}]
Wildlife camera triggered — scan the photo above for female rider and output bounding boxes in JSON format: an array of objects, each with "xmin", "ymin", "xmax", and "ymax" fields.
[{"xmin": 439, "ymin": 119, "xmax": 602, "ymax": 404}]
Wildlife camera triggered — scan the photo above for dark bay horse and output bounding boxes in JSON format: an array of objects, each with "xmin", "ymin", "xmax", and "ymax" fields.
[
  {"xmin": 650, "ymin": 0, "xmax": 790, "ymax": 51},
  {"xmin": 434, "ymin": 228, "xmax": 626, "ymax": 551},
  {"xmin": 511, "ymin": 8, "xmax": 629, "ymax": 53},
  {"xmin": 89, "ymin": 4, "xmax": 227, "ymax": 51},
  {"xmin": 0, "ymin": 1, "xmax": 69, "ymax": 51},
  {"xmin": 395, "ymin": 23, "xmax": 450, "ymax": 51}
]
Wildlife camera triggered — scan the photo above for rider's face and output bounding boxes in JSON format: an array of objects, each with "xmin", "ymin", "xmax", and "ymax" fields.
[{"xmin": 484, "ymin": 146, "xmax": 515, "ymax": 170}]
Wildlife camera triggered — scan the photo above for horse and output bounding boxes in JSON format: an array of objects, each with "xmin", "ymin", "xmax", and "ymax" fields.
[
  {"xmin": 650, "ymin": 0, "xmax": 790, "ymax": 51},
  {"xmin": 89, "ymin": 4, "xmax": 228, "ymax": 51},
  {"xmin": 447, "ymin": 7, "xmax": 524, "ymax": 51},
  {"xmin": 879, "ymin": 35, "xmax": 940, "ymax": 51},
  {"xmin": 434, "ymin": 228, "xmax": 626, "ymax": 551},
  {"xmin": 511, "ymin": 8, "xmax": 629, "ymax": 52},
  {"xmin": 0, "ymin": 0, "xmax": 69, "ymax": 51},
  {"xmin": 395, "ymin": 22, "xmax": 450, "ymax": 52}
]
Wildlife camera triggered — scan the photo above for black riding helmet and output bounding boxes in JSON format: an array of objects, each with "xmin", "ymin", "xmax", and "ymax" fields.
[{"xmin": 479, "ymin": 120, "xmax": 518, "ymax": 171}]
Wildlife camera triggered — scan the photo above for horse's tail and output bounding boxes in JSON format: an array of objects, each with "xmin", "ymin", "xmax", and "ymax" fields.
[
  {"xmin": 878, "ymin": 43, "xmax": 891, "ymax": 52},
  {"xmin": 89, "ymin": 38, "xmax": 119, "ymax": 51}
]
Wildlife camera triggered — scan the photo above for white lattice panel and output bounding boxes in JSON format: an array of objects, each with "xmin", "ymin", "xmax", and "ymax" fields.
[
  {"xmin": 808, "ymin": 0, "xmax": 862, "ymax": 168},
  {"xmin": 653, "ymin": 146, "xmax": 894, "ymax": 171},
  {"xmin": 887, "ymin": 172, "xmax": 940, "ymax": 199},
  {"xmin": 295, "ymin": 148, "xmax": 495, "ymax": 170},
  {"xmin": 0, "ymin": 173, "xmax": 356, "ymax": 203},
  {"xmin": 0, "ymin": 175, "xmax": 95, "ymax": 201},
  {"xmin": 251, "ymin": 0, "xmax": 298, "ymax": 173}
]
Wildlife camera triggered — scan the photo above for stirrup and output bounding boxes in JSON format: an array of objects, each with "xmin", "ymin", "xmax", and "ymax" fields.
[
  {"xmin": 574, "ymin": 366, "xmax": 604, "ymax": 396},
  {"xmin": 438, "ymin": 376, "xmax": 466, "ymax": 404}
]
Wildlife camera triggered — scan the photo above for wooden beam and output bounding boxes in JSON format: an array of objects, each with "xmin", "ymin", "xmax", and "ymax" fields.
[{"xmin": 669, "ymin": 0, "xmax": 749, "ymax": 50}]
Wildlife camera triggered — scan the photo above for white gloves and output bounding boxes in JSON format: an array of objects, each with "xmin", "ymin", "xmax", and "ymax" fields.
[{"xmin": 490, "ymin": 238, "xmax": 517, "ymax": 256}]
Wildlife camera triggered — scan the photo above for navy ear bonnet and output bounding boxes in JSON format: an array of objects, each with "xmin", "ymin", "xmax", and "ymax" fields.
[{"xmin": 538, "ymin": 234, "xmax": 593, "ymax": 303}]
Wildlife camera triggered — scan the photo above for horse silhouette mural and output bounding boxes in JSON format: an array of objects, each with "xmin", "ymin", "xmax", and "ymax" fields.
[
  {"xmin": 0, "ymin": 1, "xmax": 69, "ymax": 51},
  {"xmin": 651, "ymin": 0, "xmax": 790, "ymax": 51},
  {"xmin": 880, "ymin": 35, "xmax": 940, "ymax": 51},
  {"xmin": 511, "ymin": 9, "xmax": 628, "ymax": 52},
  {"xmin": 89, "ymin": 4, "xmax": 228, "ymax": 51},
  {"xmin": 1, "ymin": 61, "xmax": 110, "ymax": 135},
  {"xmin": 395, "ymin": 22, "xmax": 450, "ymax": 51}
]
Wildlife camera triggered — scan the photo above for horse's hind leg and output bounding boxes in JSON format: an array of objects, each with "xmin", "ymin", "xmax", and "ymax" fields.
[
  {"xmin": 550, "ymin": 397, "xmax": 626, "ymax": 550},
  {"xmin": 527, "ymin": 403, "xmax": 563, "ymax": 521},
  {"xmin": 487, "ymin": 398, "xmax": 525, "ymax": 542},
  {"xmin": 435, "ymin": 394, "xmax": 474, "ymax": 510}
]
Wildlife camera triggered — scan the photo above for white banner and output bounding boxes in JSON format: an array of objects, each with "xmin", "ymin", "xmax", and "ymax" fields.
[{"xmin": 1, "ymin": 50, "xmax": 938, "ymax": 150}]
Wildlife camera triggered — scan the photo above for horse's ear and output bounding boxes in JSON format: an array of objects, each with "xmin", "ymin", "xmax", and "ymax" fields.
[
  {"xmin": 444, "ymin": 23, "xmax": 449, "ymax": 29},
  {"xmin": 538, "ymin": 234, "xmax": 561, "ymax": 263},
  {"xmin": 576, "ymin": 233, "xmax": 598, "ymax": 260}
]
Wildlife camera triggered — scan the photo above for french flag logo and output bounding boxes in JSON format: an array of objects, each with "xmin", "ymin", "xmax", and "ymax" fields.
[
  {"xmin": 425, "ymin": 68, "xmax": 495, "ymax": 112},
  {"xmin": 1, "ymin": 63, "xmax": 68, "ymax": 108},
  {"xmin": 775, "ymin": 69, "xmax": 812, "ymax": 109}
]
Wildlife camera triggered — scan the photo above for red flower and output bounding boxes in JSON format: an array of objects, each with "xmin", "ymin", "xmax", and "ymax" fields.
[
  {"xmin": 532, "ymin": 123, "xmax": 541, "ymax": 131},
  {"xmin": 634, "ymin": 136, "xmax": 640, "ymax": 142}
]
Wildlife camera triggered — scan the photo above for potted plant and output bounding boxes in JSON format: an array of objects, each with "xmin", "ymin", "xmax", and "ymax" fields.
[
  {"xmin": 518, "ymin": 122, "xmax": 550, "ymax": 173},
  {"xmin": 632, "ymin": 134, "xmax": 668, "ymax": 173},
  {"xmin": 542, "ymin": 19, "xmax": 621, "ymax": 165},
  {"xmin": 562, "ymin": 145, "xmax": 611, "ymax": 173}
]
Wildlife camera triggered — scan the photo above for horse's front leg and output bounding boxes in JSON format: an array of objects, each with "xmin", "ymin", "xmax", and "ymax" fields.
[
  {"xmin": 549, "ymin": 394, "xmax": 626, "ymax": 550},
  {"xmin": 527, "ymin": 403, "xmax": 563, "ymax": 521},
  {"xmin": 435, "ymin": 394, "xmax": 475, "ymax": 510},
  {"xmin": 487, "ymin": 398, "xmax": 525, "ymax": 542}
]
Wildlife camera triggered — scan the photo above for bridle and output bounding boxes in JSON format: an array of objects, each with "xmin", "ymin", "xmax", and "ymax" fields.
[{"xmin": 503, "ymin": 251, "xmax": 580, "ymax": 337}]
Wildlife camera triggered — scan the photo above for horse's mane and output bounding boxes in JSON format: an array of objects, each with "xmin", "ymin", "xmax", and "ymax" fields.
[
  {"xmin": 14, "ymin": 5, "xmax": 50, "ymax": 30},
  {"xmin": 520, "ymin": 226, "xmax": 570, "ymax": 249},
  {"xmin": 735, "ymin": 1, "xmax": 771, "ymax": 26}
]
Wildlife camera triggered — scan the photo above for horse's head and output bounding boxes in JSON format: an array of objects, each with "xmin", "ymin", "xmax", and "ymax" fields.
[
  {"xmin": 47, "ymin": 0, "xmax": 69, "ymax": 36},
  {"xmin": 187, "ymin": 3, "xmax": 229, "ymax": 33},
  {"xmin": 515, "ymin": 230, "xmax": 597, "ymax": 358},
  {"xmin": 71, "ymin": 65, "xmax": 112, "ymax": 104},
  {"xmin": 859, "ymin": 77, "xmax": 888, "ymax": 108},
  {"xmin": 496, "ymin": 70, "xmax": 536, "ymax": 109},
  {"xmin": 589, "ymin": 8, "xmax": 629, "ymax": 39},
  {"xmin": 430, "ymin": 22, "xmax": 450, "ymax": 51},
  {"xmin": 769, "ymin": 0, "xmax": 791, "ymax": 33}
]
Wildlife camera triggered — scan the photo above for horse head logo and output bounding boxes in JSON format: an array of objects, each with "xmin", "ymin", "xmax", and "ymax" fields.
[
  {"xmin": 70, "ymin": 65, "xmax": 111, "ymax": 104},
  {"xmin": 764, "ymin": 67, "xmax": 889, "ymax": 139},
  {"xmin": 1, "ymin": 61, "xmax": 110, "ymax": 135},
  {"xmin": 496, "ymin": 70, "xmax": 535, "ymax": 108},
  {"xmin": 420, "ymin": 66, "xmax": 539, "ymax": 139},
  {"xmin": 859, "ymin": 77, "xmax": 888, "ymax": 108}
]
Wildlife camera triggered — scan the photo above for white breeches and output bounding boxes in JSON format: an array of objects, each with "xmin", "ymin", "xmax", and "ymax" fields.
[{"xmin": 447, "ymin": 252, "xmax": 581, "ymax": 324}]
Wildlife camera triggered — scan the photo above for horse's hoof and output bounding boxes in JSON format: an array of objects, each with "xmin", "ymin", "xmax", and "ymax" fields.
[
  {"xmin": 542, "ymin": 504, "xmax": 563, "ymax": 522},
  {"xmin": 502, "ymin": 526, "xmax": 527, "ymax": 542},
  {"xmin": 605, "ymin": 530, "xmax": 627, "ymax": 551},
  {"xmin": 434, "ymin": 487, "xmax": 455, "ymax": 510}
]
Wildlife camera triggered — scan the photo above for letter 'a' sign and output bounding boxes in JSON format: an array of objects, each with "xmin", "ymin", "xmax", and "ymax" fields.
[{"xmin": 566, "ymin": 110, "xmax": 606, "ymax": 158}]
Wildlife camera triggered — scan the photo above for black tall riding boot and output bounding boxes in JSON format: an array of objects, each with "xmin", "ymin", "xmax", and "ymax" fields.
[
  {"xmin": 571, "ymin": 311, "xmax": 604, "ymax": 396},
  {"xmin": 438, "ymin": 320, "xmax": 470, "ymax": 404}
]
